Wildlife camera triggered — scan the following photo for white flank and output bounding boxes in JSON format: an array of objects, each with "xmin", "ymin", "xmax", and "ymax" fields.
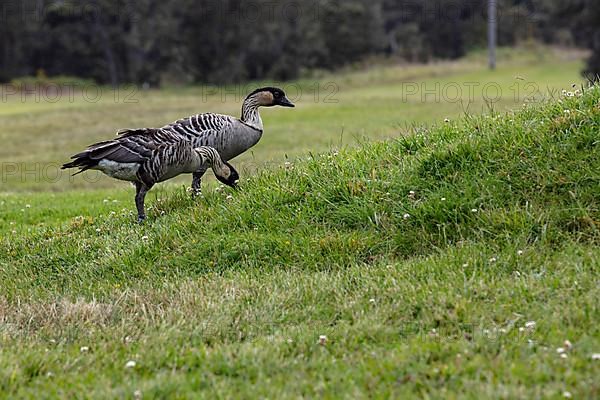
[{"xmin": 98, "ymin": 160, "xmax": 140, "ymax": 181}]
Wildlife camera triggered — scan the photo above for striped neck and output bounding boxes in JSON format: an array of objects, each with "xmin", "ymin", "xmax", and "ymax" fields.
[
  {"xmin": 195, "ymin": 146, "xmax": 228, "ymax": 177},
  {"xmin": 241, "ymin": 96, "xmax": 263, "ymax": 131}
]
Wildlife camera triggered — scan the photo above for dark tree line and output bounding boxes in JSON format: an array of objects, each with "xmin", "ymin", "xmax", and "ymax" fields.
[{"xmin": 0, "ymin": 0, "xmax": 599, "ymax": 85}]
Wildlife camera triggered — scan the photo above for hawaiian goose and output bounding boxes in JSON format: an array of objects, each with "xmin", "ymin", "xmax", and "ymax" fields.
[
  {"xmin": 63, "ymin": 87, "xmax": 294, "ymax": 196},
  {"xmin": 63, "ymin": 144, "xmax": 239, "ymax": 222}
]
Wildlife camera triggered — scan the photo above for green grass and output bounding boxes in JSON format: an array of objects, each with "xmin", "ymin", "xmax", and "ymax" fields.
[{"xmin": 1, "ymin": 50, "xmax": 599, "ymax": 398}]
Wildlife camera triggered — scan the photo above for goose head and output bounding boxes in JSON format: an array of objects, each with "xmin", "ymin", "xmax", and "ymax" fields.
[
  {"xmin": 215, "ymin": 161, "xmax": 240, "ymax": 189},
  {"xmin": 247, "ymin": 87, "xmax": 295, "ymax": 108},
  {"xmin": 194, "ymin": 146, "xmax": 240, "ymax": 189}
]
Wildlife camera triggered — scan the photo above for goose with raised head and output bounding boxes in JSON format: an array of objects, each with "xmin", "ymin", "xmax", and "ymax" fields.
[
  {"xmin": 63, "ymin": 144, "xmax": 238, "ymax": 222},
  {"xmin": 62, "ymin": 87, "xmax": 294, "ymax": 196}
]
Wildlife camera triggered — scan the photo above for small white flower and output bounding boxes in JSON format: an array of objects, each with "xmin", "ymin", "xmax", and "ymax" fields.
[
  {"xmin": 519, "ymin": 327, "xmax": 525, "ymax": 332},
  {"xmin": 46, "ymin": 372, "xmax": 54, "ymax": 378},
  {"xmin": 80, "ymin": 346, "xmax": 90, "ymax": 353},
  {"xmin": 95, "ymin": 228, "xmax": 101, "ymax": 233},
  {"xmin": 141, "ymin": 236, "xmax": 149, "ymax": 241},
  {"xmin": 517, "ymin": 250, "xmax": 524, "ymax": 256},
  {"xmin": 556, "ymin": 347, "xmax": 566, "ymax": 354},
  {"xmin": 25, "ymin": 204, "xmax": 31, "ymax": 208},
  {"xmin": 489, "ymin": 257, "xmax": 497, "ymax": 263},
  {"xmin": 444, "ymin": 118, "xmax": 450, "ymax": 123},
  {"xmin": 524, "ymin": 321, "xmax": 536, "ymax": 329},
  {"xmin": 471, "ymin": 208, "xmax": 478, "ymax": 213},
  {"xmin": 560, "ymin": 353, "xmax": 568, "ymax": 359},
  {"xmin": 591, "ymin": 353, "xmax": 600, "ymax": 360},
  {"xmin": 103, "ymin": 199, "xmax": 109, "ymax": 203},
  {"xmin": 441, "ymin": 197, "xmax": 446, "ymax": 201},
  {"xmin": 462, "ymin": 263, "xmax": 468, "ymax": 268},
  {"xmin": 403, "ymin": 213, "xmax": 411, "ymax": 220},
  {"xmin": 564, "ymin": 340, "xmax": 572, "ymax": 349},
  {"xmin": 563, "ymin": 391, "xmax": 572, "ymax": 398},
  {"xmin": 226, "ymin": 195, "xmax": 234, "ymax": 200},
  {"xmin": 318, "ymin": 335, "xmax": 327, "ymax": 345},
  {"xmin": 125, "ymin": 360, "xmax": 137, "ymax": 369},
  {"xmin": 134, "ymin": 390, "xmax": 142, "ymax": 399},
  {"xmin": 369, "ymin": 298, "xmax": 376, "ymax": 304}
]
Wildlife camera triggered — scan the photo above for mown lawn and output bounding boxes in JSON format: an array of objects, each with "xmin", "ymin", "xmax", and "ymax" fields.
[{"xmin": 0, "ymin": 47, "xmax": 598, "ymax": 398}]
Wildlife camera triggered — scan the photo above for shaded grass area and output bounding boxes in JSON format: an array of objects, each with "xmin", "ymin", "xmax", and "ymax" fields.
[{"xmin": 0, "ymin": 85, "xmax": 599, "ymax": 398}]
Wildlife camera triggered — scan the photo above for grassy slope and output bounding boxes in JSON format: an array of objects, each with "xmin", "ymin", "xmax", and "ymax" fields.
[{"xmin": 0, "ymin": 84, "xmax": 599, "ymax": 397}]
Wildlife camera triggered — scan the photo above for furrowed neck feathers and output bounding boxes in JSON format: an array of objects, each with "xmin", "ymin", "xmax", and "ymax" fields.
[
  {"xmin": 240, "ymin": 95, "xmax": 263, "ymax": 132},
  {"xmin": 196, "ymin": 147, "xmax": 227, "ymax": 176}
]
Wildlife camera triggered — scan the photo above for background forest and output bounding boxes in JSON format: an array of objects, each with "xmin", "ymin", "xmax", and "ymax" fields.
[{"xmin": 1, "ymin": 0, "xmax": 600, "ymax": 86}]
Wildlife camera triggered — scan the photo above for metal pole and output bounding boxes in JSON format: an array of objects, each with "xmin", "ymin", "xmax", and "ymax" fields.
[{"xmin": 489, "ymin": 0, "xmax": 497, "ymax": 70}]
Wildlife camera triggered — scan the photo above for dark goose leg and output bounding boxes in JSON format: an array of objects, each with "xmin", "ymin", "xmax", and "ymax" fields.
[
  {"xmin": 135, "ymin": 182, "xmax": 152, "ymax": 223},
  {"xmin": 192, "ymin": 167, "xmax": 208, "ymax": 197}
]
